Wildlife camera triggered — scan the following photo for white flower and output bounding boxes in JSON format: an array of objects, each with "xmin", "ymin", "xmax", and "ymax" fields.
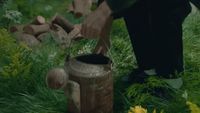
[
  {"xmin": 3, "ymin": 10, "xmax": 22, "ymax": 23},
  {"xmin": 182, "ymin": 90, "xmax": 188, "ymax": 100}
]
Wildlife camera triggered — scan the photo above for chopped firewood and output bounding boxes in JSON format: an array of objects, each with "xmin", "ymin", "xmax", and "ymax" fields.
[
  {"xmin": 46, "ymin": 68, "xmax": 68, "ymax": 89},
  {"xmin": 73, "ymin": 24, "xmax": 83, "ymax": 40},
  {"xmin": 68, "ymin": 3, "xmax": 74, "ymax": 13},
  {"xmin": 23, "ymin": 24, "xmax": 50, "ymax": 36},
  {"xmin": 51, "ymin": 24, "xmax": 71, "ymax": 48},
  {"xmin": 9, "ymin": 25, "xmax": 24, "ymax": 33},
  {"xmin": 67, "ymin": 24, "xmax": 83, "ymax": 40},
  {"xmin": 13, "ymin": 32, "xmax": 22, "ymax": 41},
  {"xmin": 31, "ymin": 16, "xmax": 46, "ymax": 25},
  {"xmin": 37, "ymin": 32, "xmax": 51, "ymax": 42},
  {"xmin": 51, "ymin": 15, "xmax": 74, "ymax": 33},
  {"xmin": 21, "ymin": 34, "xmax": 40, "ymax": 47},
  {"xmin": 14, "ymin": 32, "xmax": 40, "ymax": 47},
  {"xmin": 72, "ymin": 0, "xmax": 92, "ymax": 17}
]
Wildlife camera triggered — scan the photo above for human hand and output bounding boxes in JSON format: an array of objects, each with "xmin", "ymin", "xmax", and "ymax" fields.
[{"xmin": 81, "ymin": 1, "xmax": 113, "ymax": 39}]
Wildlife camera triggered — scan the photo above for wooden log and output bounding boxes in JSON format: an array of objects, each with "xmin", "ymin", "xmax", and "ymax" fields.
[
  {"xmin": 73, "ymin": 24, "xmax": 83, "ymax": 40},
  {"xmin": 46, "ymin": 68, "xmax": 68, "ymax": 89},
  {"xmin": 68, "ymin": 3, "xmax": 74, "ymax": 13},
  {"xmin": 13, "ymin": 32, "xmax": 23, "ymax": 41},
  {"xmin": 14, "ymin": 32, "xmax": 40, "ymax": 47},
  {"xmin": 9, "ymin": 25, "xmax": 24, "ymax": 33},
  {"xmin": 52, "ymin": 23, "xmax": 83, "ymax": 41},
  {"xmin": 73, "ymin": 0, "xmax": 92, "ymax": 17},
  {"xmin": 51, "ymin": 24, "xmax": 71, "ymax": 48},
  {"xmin": 23, "ymin": 24, "xmax": 50, "ymax": 36},
  {"xmin": 67, "ymin": 25, "xmax": 82, "ymax": 40},
  {"xmin": 36, "ymin": 32, "xmax": 51, "ymax": 42},
  {"xmin": 51, "ymin": 15, "xmax": 74, "ymax": 33},
  {"xmin": 21, "ymin": 34, "xmax": 40, "ymax": 47},
  {"xmin": 31, "ymin": 16, "xmax": 46, "ymax": 25}
]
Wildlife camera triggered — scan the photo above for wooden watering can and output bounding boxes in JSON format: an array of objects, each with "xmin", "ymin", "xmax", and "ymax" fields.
[{"xmin": 46, "ymin": 54, "xmax": 113, "ymax": 113}]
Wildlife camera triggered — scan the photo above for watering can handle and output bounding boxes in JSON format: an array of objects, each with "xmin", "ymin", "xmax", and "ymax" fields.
[{"xmin": 64, "ymin": 80, "xmax": 81, "ymax": 112}]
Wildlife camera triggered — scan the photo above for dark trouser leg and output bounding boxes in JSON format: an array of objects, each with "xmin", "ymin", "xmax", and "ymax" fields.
[
  {"xmin": 152, "ymin": 13, "xmax": 184, "ymax": 76},
  {"xmin": 151, "ymin": 3, "xmax": 191, "ymax": 76},
  {"xmin": 123, "ymin": 1, "xmax": 191, "ymax": 76},
  {"xmin": 123, "ymin": 1, "xmax": 157, "ymax": 71}
]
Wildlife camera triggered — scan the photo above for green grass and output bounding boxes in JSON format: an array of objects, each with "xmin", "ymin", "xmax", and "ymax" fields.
[{"xmin": 0, "ymin": 1, "xmax": 200, "ymax": 113}]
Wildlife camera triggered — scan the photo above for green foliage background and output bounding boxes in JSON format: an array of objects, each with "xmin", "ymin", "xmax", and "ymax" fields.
[{"xmin": 0, "ymin": 1, "xmax": 200, "ymax": 113}]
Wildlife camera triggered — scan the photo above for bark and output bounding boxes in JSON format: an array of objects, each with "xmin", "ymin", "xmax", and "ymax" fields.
[
  {"xmin": 9, "ymin": 25, "xmax": 24, "ymax": 33},
  {"xmin": 51, "ymin": 15, "xmax": 74, "ymax": 33},
  {"xmin": 36, "ymin": 32, "xmax": 51, "ymax": 42},
  {"xmin": 72, "ymin": 0, "xmax": 92, "ymax": 17},
  {"xmin": 23, "ymin": 24, "xmax": 50, "ymax": 36},
  {"xmin": 14, "ymin": 32, "xmax": 40, "ymax": 47},
  {"xmin": 67, "ymin": 24, "xmax": 83, "ymax": 40},
  {"xmin": 51, "ymin": 24, "xmax": 71, "ymax": 48}
]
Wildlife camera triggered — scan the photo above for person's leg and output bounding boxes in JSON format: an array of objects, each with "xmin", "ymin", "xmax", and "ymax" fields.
[
  {"xmin": 123, "ymin": 0, "xmax": 157, "ymax": 71},
  {"xmin": 151, "ymin": 1, "xmax": 191, "ymax": 77},
  {"xmin": 152, "ymin": 17, "xmax": 184, "ymax": 77},
  {"xmin": 123, "ymin": 0, "xmax": 191, "ymax": 79}
]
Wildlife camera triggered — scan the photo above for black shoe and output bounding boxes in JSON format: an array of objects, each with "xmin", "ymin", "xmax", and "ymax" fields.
[{"xmin": 121, "ymin": 69, "xmax": 149, "ymax": 84}]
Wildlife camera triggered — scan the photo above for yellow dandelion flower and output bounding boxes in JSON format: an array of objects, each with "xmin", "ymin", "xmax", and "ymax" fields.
[
  {"xmin": 129, "ymin": 106, "xmax": 147, "ymax": 113},
  {"xmin": 186, "ymin": 101, "xmax": 200, "ymax": 113},
  {"xmin": 153, "ymin": 109, "xmax": 157, "ymax": 113}
]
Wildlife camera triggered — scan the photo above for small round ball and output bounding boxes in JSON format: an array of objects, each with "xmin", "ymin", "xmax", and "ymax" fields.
[{"xmin": 46, "ymin": 68, "xmax": 68, "ymax": 89}]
